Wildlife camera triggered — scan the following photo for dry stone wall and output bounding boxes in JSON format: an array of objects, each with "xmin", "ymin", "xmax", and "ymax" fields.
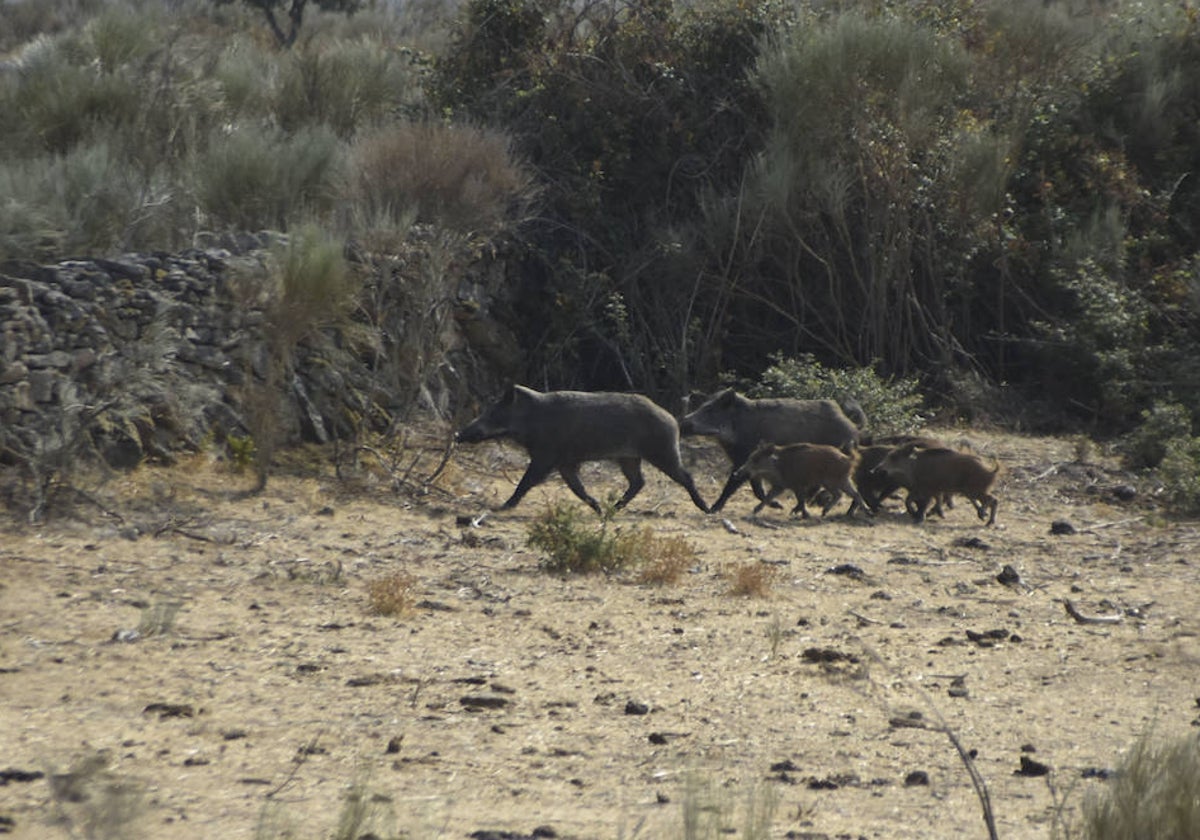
[{"xmin": 0, "ymin": 234, "xmax": 510, "ymax": 477}]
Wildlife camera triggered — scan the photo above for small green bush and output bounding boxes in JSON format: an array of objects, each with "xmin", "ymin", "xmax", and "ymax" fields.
[
  {"xmin": 1082, "ymin": 730, "xmax": 1200, "ymax": 840},
  {"xmin": 1121, "ymin": 401, "xmax": 1194, "ymax": 469},
  {"xmin": 527, "ymin": 502, "xmax": 693, "ymax": 576},
  {"xmin": 275, "ymin": 223, "xmax": 357, "ymax": 338},
  {"xmin": 749, "ymin": 353, "xmax": 926, "ymax": 435},
  {"xmin": 1158, "ymin": 436, "xmax": 1200, "ymax": 516},
  {"xmin": 193, "ymin": 123, "xmax": 342, "ymax": 231},
  {"xmin": 273, "ymin": 38, "xmax": 426, "ymax": 137}
]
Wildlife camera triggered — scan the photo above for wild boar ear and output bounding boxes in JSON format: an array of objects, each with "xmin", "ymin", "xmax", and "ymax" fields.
[
  {"xmin": 715, "ymin": 388, "xmax": 736, "ymax": 407},
  {"xmin": 510, "ymin": 384, "xmax": 538, "ymax": 404}
]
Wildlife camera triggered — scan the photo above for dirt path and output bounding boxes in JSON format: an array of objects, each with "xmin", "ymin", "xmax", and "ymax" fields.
[{"xmin": 2, "ymin": 429, "xmax": 1198, "ymax": 839}]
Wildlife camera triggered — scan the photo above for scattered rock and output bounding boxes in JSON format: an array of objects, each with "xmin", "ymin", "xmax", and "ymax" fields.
[
  {"xmin": 904, "ymin": 770, "xmax": 930, "ymax": 786},
  {"xmin": 996, "ymin": 565, "xmax": 1021, "ymax": 585},
  {"xmin": 801, "ymin": 648, "xmax": 860, "ymax": 664},
  {"xmin": 0, "ymin": 769, "xmax": 43, "ymax": 785},
  {"xmin": 1015, "ymin": 755, "xmax": 1051, "ymax": 777},
  {"xmin": 624, "ymin": 700, "xmax": 650, "ymax": 716},
  {"xmin": 1050, "ymin": 520, "xmax": 1076, "ymax": 536},
  {"xmin": 460, "ymin": 695, "xmax": 510, "ymax": 710},
  {"xmin": 953, "ymin": 536, "xmax": 990, "ymax": 550},
  {"xmin": 142, "ymin": 702, "xmax": 195, "ymax": 719},
  {"xmin": 889, "ymin": 712, "xmax": 927, "ymax": 730},
  {"xmin": 826, "ymin": 563, "xmax": 865, "ymax": 579},
  {"xmin": 1111, "ymin": 484, "xmax": 1137, "ymax": 502},
  {"xmin": 386, "ymin": 737, "xmax": 403, "ymax": 754}
]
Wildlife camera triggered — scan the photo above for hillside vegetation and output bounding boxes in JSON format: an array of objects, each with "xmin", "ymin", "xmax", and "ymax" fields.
[{"xmin": 2, "ymin": 0, "xmax": 1200, "ymax": 479}]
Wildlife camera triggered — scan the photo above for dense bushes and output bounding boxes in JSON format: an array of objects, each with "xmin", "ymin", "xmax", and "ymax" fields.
[{"xmin": 4, "ymin": 0, "xmax": 1200, "ymax": 453}]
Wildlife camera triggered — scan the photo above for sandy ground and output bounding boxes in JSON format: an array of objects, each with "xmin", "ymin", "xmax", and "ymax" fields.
[{"xmin": 2, "ymin": 427, "xmax": 1199, "ymax": 840}]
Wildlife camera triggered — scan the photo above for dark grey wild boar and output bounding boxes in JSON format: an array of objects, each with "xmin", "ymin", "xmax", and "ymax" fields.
[
  {"xmin": 455, "ymin": 385, "xmax": 710, "ymax": 514},
  {"xmin": 731, "ymin": 443, "xmax": 869, "ymax": 518},
  {"xmin": 680, "ymin": 389, "xmax": 862, "ymax": 512},
  {"xmin": 873, "ymin": 443, "xmax": 1000, "ymax": 525}
]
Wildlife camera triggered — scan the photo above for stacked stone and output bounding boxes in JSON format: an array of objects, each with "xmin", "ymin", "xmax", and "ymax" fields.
[{"xmin": 0, "ymin": 248, "xmax": 267, "ymax": 468}]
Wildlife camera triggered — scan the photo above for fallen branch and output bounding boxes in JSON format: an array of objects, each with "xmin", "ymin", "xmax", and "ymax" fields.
[
  {"xmin": 1079, "ymin": 517, "xmax": 1143, "ymax": 534},
  {"xmin": 1062, "ymin": 598, "xmax": 1123, "ymax": 625}
]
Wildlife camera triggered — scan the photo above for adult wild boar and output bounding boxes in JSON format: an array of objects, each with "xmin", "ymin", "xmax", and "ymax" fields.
[
  {"xmin": 873, "ymin": 443, "xmax": 1000, "ymax": 525},
  {"xmin": 455, "ymin": 385, "xmax": 710, "ymax": 514},
  {"xmin": 732, "ymin": 442, "xmax": 869, "ymax": 518},
  {"xmin": 680, "ymin": 389, "xmax": 862, "ymax": 512}
]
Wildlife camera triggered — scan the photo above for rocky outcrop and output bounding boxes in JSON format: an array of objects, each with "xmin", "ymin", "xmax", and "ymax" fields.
[{"xmin": 0, "ymin": 232, "xmax": 516, "ymax": 481}]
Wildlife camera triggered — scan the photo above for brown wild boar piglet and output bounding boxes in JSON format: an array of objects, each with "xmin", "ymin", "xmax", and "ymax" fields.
[
  {"xmin": 873, "ymin": 443, "xmax": 1000, "ymax": 525},
  {"xmin": 732, "ymin": 442, "xmax": 870, "ymax": 518}
]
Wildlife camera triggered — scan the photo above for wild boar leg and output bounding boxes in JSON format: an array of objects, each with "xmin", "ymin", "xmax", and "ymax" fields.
[
  {"xmin": 558, "ymin": 463, "xmax": 604, "ymax": 514},
  {"xmin": 644, "ymin": 453, "xmax": 711, "ymax": 513},
  {"xmin": 501, "ymin": 458, "xmax": 558, "ymax": 510},
  {"xmin": 614, "ymin": 458, "xmax": 646, "ymax": 510},
  {"xmin": 711, "ymin": 472, "xmax": 778, "ymax": 512},
  {"xmin": 836, "ymin": 480, "xmax": 870, "ymax": 517},
  {"xmin": 790, "ymin": 492, "xmax": 813, "ymax": 518},
  {"xmin": 753, "ymin": 484, "xmax": 786, "ymax": 515}
]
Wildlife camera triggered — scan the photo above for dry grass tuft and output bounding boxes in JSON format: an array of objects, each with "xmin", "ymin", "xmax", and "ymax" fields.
[
  {"xmin": 366, "ymin": 571, "xmax": 418, "ymax": 617},
  {"xmin": 635, "ymin": 535, "xmax": 696, "ymax": 586},
  {"xmin": 725, "ymin": 561, "xmax": 780, "ymax": 598}
]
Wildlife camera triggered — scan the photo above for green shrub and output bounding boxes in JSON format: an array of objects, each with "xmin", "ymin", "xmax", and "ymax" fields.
[
  {"xmin": 1121, "ymin": 401, "xmax": 1194, "ymax": 469},
  {"xmin": 273, "ymin": 38, "xmax": 427, "ymax": 137},
  {"xmin": 749, "ymin": 353, "xmax": 926, "ymax": 435},
  {"xmin": 1082, "ymin": 730, "xmax": 1200, "ymax": 840},
  {"xmin": 527, "ymin": 502, "xmax": 693, "ymax": 576},
  {"xmin": 0, "ymin": 140, "xmax": 180, "ymax": 260},
  {"xmin": 193, "ymin": 123, "xmax": 341, "ymax": 231},
  {"xmin": 1158, "ymin": 436, "xmax": 1200, "ymax": 516},
  {"xmin": 274, "ymin": 223, "xmax": 357, "ymax": 343}
]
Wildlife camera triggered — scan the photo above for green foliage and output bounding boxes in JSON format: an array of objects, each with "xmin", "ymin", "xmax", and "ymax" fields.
[
  {"xmin": 193, "ymin": 123, "xmax": 341, "ymax": 231},
  {"xmin": 274, "ymin": 39, "xmax": 427, "ymax": 137},
  {"xmin": 1121, "ymin": 401, "xmax": 1193, "ymax": 470},
  {"xmin": 226, "ymin": 433, "xmax": 258, "ymax": 471},
  {"xmin": 1082, "ymin": 730, "xmax": 1200, "ymax": 840},
  {"xmin": 274, "ymin": 222, "xmax": 357, "ymax": 339},
  {"xmin": 1158, "ymin": 436, "xmax": 1200, "ymax": 516},
  {"xmin": 750, "ymin": 353, "xmax": 926, "ymax": 435},
  {"xmin": 430, "ymin": 0, "xmax": 773, "ymax": 396},
  {"xmin": 526, "ymin": 502, "xmax": 690, "ymax": 576}
]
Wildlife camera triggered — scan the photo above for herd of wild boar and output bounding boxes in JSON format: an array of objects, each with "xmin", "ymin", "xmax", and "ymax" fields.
[{"xmin": 456, "ymin": 385, "xmax": 1001, "ymax": 525}]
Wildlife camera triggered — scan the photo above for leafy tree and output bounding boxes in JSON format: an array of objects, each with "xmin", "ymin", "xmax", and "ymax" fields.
[{"xmin": 213, "ymin": 0, "xmax": 364, "ymax": 47}]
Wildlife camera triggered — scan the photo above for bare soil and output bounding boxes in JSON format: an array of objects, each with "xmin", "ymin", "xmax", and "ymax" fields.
[{"xmin": 2, "ymin": 428, "xmax": 1199, "ymax": 840}]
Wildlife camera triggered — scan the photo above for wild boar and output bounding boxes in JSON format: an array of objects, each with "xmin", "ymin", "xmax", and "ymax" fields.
[
  {"xmin": 455, "ymin": 385, "xmax": 710, "ymax": 514},
  {"xmin": 873, "ymin": 443, "xmax": 1000, "ymax": 525},
  {"xmin": 731, "ymin": 443, "xmax": 869, "ymax": 518},
  {"xmin": 680, "ymin": 389, "xmax": 862, "ymax": 512},
  {"xmin": 851, "ymin": 436, "xmax": 948, "ymax": 515}
]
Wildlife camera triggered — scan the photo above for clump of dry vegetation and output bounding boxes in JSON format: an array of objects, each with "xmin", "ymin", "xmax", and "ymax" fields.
[
  {"xmin": 635, "ymin": 535, "xmax": 697, "ymax": 586},
  {"xmin": 1081, "ymin": 730, "xmax": 1200, "ymax": 840},
  {"xmin": 723, "ymin": 561, "xmax": 780, "ymax": 598},
  {"xmin": 366, "ymin": 571, "xmax": 418, "ymax": 617}
]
